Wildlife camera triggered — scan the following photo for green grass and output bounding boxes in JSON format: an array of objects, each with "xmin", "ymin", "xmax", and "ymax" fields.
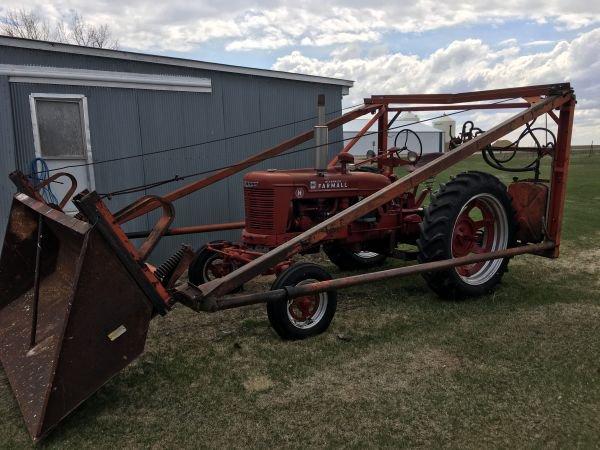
[{"xmin": 1, "ymin": 154, "xmax": 599, "ymax": 448}]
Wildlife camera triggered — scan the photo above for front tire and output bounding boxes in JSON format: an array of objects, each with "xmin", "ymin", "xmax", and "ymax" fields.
[
  {"xmin": 267, "ymin": 263, "xmax": 337, "ymax": 340},
  {"xmin": 417, "ymin": 171, "xmax": 516, "ymax": 298},
  {"xmin": 188, "ymin": 241, "xmax": 237, "ymax": 286}
]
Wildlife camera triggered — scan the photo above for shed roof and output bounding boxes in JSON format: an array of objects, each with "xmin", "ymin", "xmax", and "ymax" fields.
[{"xmin": 0, "ymin": 36, "xmax": 354, "ymax": 88}]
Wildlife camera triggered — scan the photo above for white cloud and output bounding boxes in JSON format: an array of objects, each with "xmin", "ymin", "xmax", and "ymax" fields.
[
  {"xmin": 300, "ymin": 30, "xmax": 381, "ymax": 47},
  {"xmin": 498, "ymin": 38, "xmax": 518, "ymax": 47},
  {"xmin": 273, "ymin": 28, "xmax": 600, "ymax": 144},
  {"xmin": 1, "ymin": 1, "xmax": 598, "ymax": 141},
  {"xmin": 523, "ymin": 40, "xmax": 556, "ymax": 46},
  {"xmin": 2, "ymin": 1, "xmax": 600, "ymax": 52},
  {"xmin": 554, "ymin": 13, "xmax": 599, "ymax": 30}
]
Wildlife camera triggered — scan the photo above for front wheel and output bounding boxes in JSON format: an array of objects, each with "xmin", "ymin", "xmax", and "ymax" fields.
[
  {"xmin": 417, "ymin": 171, "xmax": 516, "ymax": 298},
  {"xmin": 267, "ymin": 263, "xmax": 337, "ymax": 340},
  {"xmin": 188, "ymin": 241, "xmax": 237, "ymax": 286}
]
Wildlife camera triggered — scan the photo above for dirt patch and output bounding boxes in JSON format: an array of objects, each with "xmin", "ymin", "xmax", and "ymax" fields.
[
  {"xmin": 468, "ymin": 301, "xmax": 600, "ymax": 353},
  {"xmin": 547, "ymin": 248, "xmax": 600, "ymax": 276},
  {"xmin": 261, "ymin": 344, "xmax": 463, "ymax": 407},
  {"xmin": 519, "ymin": 302, "xmax": 600, "ymax": 327},
  {"xmin": 406, "ymin": 346, "xmax": 462, "ymax": 372},
  {"xmin": 243, "ymin": 375, "xmax": 274, "ymax": 393},
  {"xmin": 513, "ymin": 246, "xmax": 600, "ymax": 289}
]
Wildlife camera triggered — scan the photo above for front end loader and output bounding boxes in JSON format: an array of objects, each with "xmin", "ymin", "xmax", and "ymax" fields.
[{"xmin": 0, "ymin": 84, "xmax": 575, "ymax": 441}]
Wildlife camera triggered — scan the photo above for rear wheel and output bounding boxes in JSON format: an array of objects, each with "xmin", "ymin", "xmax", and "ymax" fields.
[
  {"xmin": 323, "ymin": 244, "xmax": 387, "ymax": 271},
  {"xmin": 267, "ymin": 263, "xmax": 337, "ymax": 340},
  {"xmin": 417, "ymin": 171, "xmax": 516, "ymax": 298}
]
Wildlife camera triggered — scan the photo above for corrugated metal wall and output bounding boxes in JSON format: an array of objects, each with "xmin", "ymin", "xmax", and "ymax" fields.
[
  {"xmin": 0, "ymin": 76, "xmax": 17, "ymax": 238},
  {"xmin": 0, "ymin": 45, "xmax": 344, "ymax": 262}
]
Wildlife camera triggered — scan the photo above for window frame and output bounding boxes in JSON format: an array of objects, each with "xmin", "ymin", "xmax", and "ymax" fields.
[{"xmin": 29, "ymin": 93, "xmax": 95, "ymax": 190}]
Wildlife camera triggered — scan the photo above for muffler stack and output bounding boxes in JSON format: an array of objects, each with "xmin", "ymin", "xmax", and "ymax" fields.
[{"xmin": 0, "ymin": 193, "xmax": 154, "ymax": 441}]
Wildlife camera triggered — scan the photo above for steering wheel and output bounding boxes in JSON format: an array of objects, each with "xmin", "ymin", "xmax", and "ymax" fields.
[{"xmin": 393, "ymin": 129, "xmax": 423, "ymax": 160}]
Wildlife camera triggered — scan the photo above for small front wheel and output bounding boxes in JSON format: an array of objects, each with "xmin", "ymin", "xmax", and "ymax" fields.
[
  {"xmin": 267, "ymin": 263, "xmax": 337, "ymax": 340},
  {"xmin": 188, "ymin": 241, "xmax": 237, "ymax": 286}
]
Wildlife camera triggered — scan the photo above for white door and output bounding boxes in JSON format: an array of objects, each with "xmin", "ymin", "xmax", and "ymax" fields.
[{"xmin": 30, "ymin": 94, "xmax": 95, "ymax": 214}]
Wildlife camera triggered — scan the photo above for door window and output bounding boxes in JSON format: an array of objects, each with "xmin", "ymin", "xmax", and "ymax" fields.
[
  {"xmin": 30, "ymin": 94, "xmax": 95, "ymax": 213},
  {"xmin": 34, "ymin": 99, "xmax": 87, "ymax": 159}
]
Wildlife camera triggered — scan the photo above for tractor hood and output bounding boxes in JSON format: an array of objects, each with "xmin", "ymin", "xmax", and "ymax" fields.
[{"xmin": 243, "ymin": 168, "xmax": 390, "ymax": 196}]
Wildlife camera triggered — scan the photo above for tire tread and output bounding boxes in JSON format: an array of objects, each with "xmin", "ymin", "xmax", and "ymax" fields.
[{"xmin": 417, "ymin": 171, "xmax": 516, "ymax": 298}]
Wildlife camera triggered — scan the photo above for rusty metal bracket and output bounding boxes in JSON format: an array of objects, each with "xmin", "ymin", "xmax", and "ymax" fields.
[
  {"xmin": 33, "ymin": 172, "xmax": 78, "ymax": 210},
  {"xmin": 365, "ymin": 83, "xmax": 571, "ymax": 104},
  {"xmin": 9, "ymin": 171, "xmax": 45, "ymax": 204},
  {"xmin": 9, "ymin": 171, "xmax": 78, "ymax": 211},
  {"xmin": 114, "ymin": 195, "xmax": 175, "ymax": 261},
  {"xmin": 73, "ymin": 191, "xmax": 171, "ymax": 315}
]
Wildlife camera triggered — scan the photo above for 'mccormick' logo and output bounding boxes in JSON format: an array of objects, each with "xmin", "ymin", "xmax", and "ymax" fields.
[
  {"xmin": 244, "ymin": 180, "xmax": 259, "ymax": 188},
  {"xmin": 309, "ymin": 179, "xmax": 348, "ymax": 190}
]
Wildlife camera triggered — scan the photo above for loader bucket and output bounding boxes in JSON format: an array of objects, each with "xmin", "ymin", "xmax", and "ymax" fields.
[{"xmin": 0, "ymin": 193, "xmax": 154, "ymax": 441}]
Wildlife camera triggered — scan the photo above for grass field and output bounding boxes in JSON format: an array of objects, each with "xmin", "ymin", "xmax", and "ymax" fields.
[{"xmin": 1, "ymin": 153, "xmax": 599, "ymax": 448}]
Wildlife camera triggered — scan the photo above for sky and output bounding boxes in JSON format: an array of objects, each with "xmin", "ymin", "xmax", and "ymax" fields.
[{"xmin": 2, "ymin": 1, "xmax": 599, "ymax": 144}]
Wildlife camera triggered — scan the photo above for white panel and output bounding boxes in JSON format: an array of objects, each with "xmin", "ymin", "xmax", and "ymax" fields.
[{"xmin": 0, "ymin": 64, "xmax": 211, "ymax": 93}]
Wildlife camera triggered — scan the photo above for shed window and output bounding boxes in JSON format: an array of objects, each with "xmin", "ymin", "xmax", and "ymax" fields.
[{"xmin": 31, "ymin": 96, "xmax": 88, "ymax": 159}]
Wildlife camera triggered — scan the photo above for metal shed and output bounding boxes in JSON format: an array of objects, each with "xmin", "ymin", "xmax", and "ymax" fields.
[{"xmin": 0, "ymin": 37, "xmax": 353, "ymax": 261}]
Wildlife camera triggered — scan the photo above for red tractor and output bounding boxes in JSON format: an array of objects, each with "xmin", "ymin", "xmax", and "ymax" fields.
[{"xmin": 187, "ymin": 125, "xmax": 521, "ymax": 339}]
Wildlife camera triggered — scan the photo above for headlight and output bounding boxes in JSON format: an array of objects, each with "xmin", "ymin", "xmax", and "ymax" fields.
[{"xmin": 407, "ymin": 151, "xmax": 418, "ymax": 163}]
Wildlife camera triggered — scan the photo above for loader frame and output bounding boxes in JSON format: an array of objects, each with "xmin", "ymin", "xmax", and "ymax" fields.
[{"xmin": 71, "ymin": 83, "xmax": 575, "ymax": 312}]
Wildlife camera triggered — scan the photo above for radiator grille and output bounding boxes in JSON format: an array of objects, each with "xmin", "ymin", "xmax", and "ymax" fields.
[{"xmin": 244, "ymin": 188, "xmax": 275, "ymax": 230}]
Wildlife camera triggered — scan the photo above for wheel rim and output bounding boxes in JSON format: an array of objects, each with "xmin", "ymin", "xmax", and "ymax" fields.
[
  {"xmin": 286, "ymin": 279, "xmax": 328, "ymax": 329},
  {"xmin": 451, "ymin": 193, "xmax": 509, "ymax": 285},
  {"xmin": 202, "ymin": 253, "xmax": 231, "ymax": 281}
]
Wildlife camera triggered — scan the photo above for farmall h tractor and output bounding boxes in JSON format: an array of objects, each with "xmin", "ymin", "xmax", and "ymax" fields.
[{"xmin": 185, "ymin": 95, "xmax": 559, "ymax": 339}]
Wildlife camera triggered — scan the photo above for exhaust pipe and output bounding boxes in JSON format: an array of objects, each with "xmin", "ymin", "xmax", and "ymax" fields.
[{"xmin": 315, "ymin": 94, "xmax": 328, "ymax": 174}]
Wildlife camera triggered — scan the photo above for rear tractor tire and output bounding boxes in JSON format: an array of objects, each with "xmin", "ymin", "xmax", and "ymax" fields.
[
  {"xmin": 323, "ymin": 244, "xmax": 387, "ymax": 271},
  {"xmin": 417, "ymin": 171, "xmax": 516, "ymax": 298},
  {"xmin": 267, "ymin": 263, "xmax": 337, "ymax": 340}
]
